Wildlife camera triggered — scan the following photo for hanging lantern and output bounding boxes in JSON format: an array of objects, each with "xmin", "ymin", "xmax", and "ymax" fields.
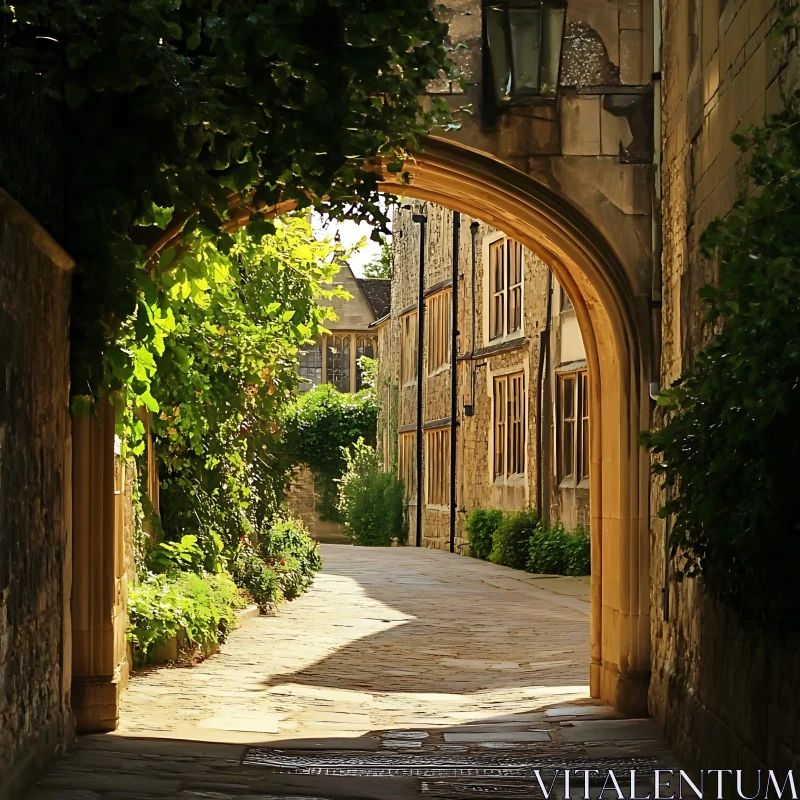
[{"xmin": 483, "ymin": 0, "xmax": 567, "ymax": 107}]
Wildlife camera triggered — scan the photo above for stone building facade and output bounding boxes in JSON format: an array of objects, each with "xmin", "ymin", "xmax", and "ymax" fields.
[
  {"xmin": 376, "ymin": 203, "xmax": 589, "ymax": 551},
  {"xmin": 297, "ymin": 264, "xmax": 389, "ymax": 394}
]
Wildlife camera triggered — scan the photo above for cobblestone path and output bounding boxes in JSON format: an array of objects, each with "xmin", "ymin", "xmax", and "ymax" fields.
[{"xmin": 33, "ymin": 546, "xmax": 675, "ymax": 799}]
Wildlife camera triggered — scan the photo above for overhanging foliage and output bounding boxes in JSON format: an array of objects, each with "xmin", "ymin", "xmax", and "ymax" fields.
[{"xmin": 2, "ymin": 0, "xmax": 456, "ymax": 406}]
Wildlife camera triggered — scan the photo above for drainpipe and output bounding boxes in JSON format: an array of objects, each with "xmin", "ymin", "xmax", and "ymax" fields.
[
  {"xmin": 449, "ymin": 212, "xmax": 461, "ymax": 554},
  {"xmin": 467, "ymin": 220, "xmax": 479, "ymax": 413},
  {"xmin": 650, "ymin": 0, "xmax": 663, "ymax": 403},
  {"xmin": 413, "ymin": 207, "xmax": 427, "ymax": 548},
  {"xmin": 536, "ymin": 270, "xmax": 553, "ymax": 518}
]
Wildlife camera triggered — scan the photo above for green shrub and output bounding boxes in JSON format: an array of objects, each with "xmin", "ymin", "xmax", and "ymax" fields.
[
  {"xmin": 127, "ymin": 571, "xmax": 242, "ymax": 658},
  {"xmin": 147, "ymin": 532, "xmax": 226, "ymax": 575},
  {"xmin": 258, "ymin": 515, "xmax": 322, "ymax": 599},
  {"xmin": 337, "ymin": 438, "xmax": 407, "ymax": 546},
  {"xmin": 490, "ymin": 507, "xmax": 540, "ymax": 570},
  {"xmin": 464, "ymin": 508, "xmax": 504, "ymax": 560},
  {"xmin": 563, "ymin": 525, "xmax": 591, "ymax": 575},
  {"xmin": 229, "ymin": 544, "xmax": 284, "ymax": 612},
  {"xmin": 527, "ymin": 523, "xmax": 591, "ymax": 576},
  {"xmin": 281, "ymin": 384, "xmax": 378, "ymax": 521}
]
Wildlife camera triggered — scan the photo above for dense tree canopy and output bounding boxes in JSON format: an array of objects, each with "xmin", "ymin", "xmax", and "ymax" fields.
[{"xmin": 2, "ymin": 0, "xmax": 455, "ymax": 401}]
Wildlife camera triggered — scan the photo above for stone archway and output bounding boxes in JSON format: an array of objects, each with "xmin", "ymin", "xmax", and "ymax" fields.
[
  {"xmin": 140, "ymin": 135, "xmax": 652, "ymax": 715},
  {"xmin": 378, "ymin": 138, "xmax": 652, "ymax": 715}
]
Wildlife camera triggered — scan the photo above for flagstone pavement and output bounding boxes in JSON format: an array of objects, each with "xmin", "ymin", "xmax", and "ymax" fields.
[{"xmin": 31, "ymin": 545, "xmax": 676, "ymax": 799}]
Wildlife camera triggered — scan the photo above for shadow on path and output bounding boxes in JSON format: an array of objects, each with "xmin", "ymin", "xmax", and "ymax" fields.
[{"xmin": 261, "ymin": 544, "xmax": 591, "ymax": 694}]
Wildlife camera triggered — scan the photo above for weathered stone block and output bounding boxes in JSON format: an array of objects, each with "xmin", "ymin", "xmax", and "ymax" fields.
[{"xmin": 560, "ymin": 95, "xmax": 602, "ymax": 155}]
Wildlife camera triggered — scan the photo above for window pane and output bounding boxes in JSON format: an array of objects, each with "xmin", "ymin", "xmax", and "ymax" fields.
[
  {"xmin": 579, "ymin": 371, "xmax": 589, "ymax": 481},
  {"xmin": 298, "ymin": 340, "xmax": 322, "ymax": 392},
  {"xmin": 486, "ymin": 5, "xmax": 513, "ymax": 101},
  {"xmin": 508, "ymin": 241, "xmax": 522, "ymax": 286},
  {"xmin": 426, "ymin": 429, "xmax": 450, "ymax": 507},
  {"xmin": 356, "ymin": 335, "xmax": 376, "ymax": 391},
  {"xmin": 558, "ymin": 374, "xmax": 578, "ymax": 481},
  {"xmin": 427, "ymin": 291, "xmax": 452, "ymax": 374},
  {"xmin": 509, "ymin": 374, "xmax": 525, "ymax": 475},
  {"xmin": 489, "ymin": 241, "xmax": 505, "ymax": 340},
  {"xmin": 494, "ymin": 377, "xmax": 506, "ymax": 478},
  {"xmin": 491, "ymin": 293, "xmax": 504, "ymax": 340},
  {"xmin": 581, "ymin": 371, "xmax": 589, "ymax": 417},
  {"xmin": 509, "ymin": 6, "xmax": 542, "ymax": 93},
  {"xmin": 508, "ymin": 285, "xmax": 521, "ymax": 333},
  {"xmin": 327, "ymin": 335, "xmax": 351, "ymax": 393},
  {"xmin": 581, "ymin": 418, "xmax": 590, "ymax": 481},
  {"xmin": 563, "ymin": 420, "xmax": 574, "ymax": 478},
  {"xmin": 563, "ymin": 376, "xmax": 575, "ymax": 420},
  {"xmin": 402, "ymin": 312, "xmax": 417, "ymax": 383},
  {"xmin": 494, "ymin": 243, "xmax": 506, "ymax": 291},
  {"xmin": 400, "ymin": 432, "xmax": 417, "ymax": 501},
  {"xmin": 540, "ymin": 6, "xmax": 566, "ymax": 96}
]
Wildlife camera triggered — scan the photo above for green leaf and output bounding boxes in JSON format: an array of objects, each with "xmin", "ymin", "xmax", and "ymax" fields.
[{"xmin": 139, "ymin": 390, "xmax": 160, "ymax": 413}]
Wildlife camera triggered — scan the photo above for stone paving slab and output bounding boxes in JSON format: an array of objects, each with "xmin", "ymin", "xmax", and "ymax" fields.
[
  {"xmin": 559, "ymin": 719, "xmax": 664, "ymax": 743},
  {"xmin": 33, "ymin": 545, "xmax": 676, "ymax": 799}
]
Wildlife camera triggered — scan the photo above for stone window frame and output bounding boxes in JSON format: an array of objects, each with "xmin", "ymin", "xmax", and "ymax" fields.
[
  {"xmin": 425, "ymin": 425, "xmax": 451, "ymax": 509},
  {"xmin": 557, "ymin": 367, "xmax": 589, "ymax": 489},
  {"xmin": 297, "ymin": 331, "xmax": 377, "ymax": 393},
  {"xmin": 484, "ymin": 233, "xmax": 525, "ymax": 345},
  {"xmin": 400, "ymin": 310, "xmax": 418, "ymax": 386},
  {"xmin": 492, "ymin": 369, "xmax": 526, "ymax": 484},
  {"xmin": 426, "ymin": 288, "xmax": 452, "ymax": 376}
]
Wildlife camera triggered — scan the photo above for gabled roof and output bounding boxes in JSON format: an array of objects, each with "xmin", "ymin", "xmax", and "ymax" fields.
[{"xmin": 354, "ymin": 277, "xmax": 391, "ymax": 319}]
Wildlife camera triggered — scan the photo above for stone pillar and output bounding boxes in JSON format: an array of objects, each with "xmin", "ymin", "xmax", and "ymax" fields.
[{"xmin": 70, "ymin": 399, "xmax": 128, "ymax": 732}]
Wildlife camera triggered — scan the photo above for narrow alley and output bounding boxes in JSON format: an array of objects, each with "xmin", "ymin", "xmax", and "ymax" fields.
[{"xmin": 33, "ymin": 546, "xmax": 673, "ymax": 799}]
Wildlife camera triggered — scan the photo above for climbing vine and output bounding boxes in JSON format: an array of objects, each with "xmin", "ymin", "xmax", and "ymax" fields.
[
  {"xmin": 1, "ymin": 0, "xmax": 457, "ymax": 407},
  {"xmin": 643, "ymin": 106, "xmax": 800, "ymax": 626}
]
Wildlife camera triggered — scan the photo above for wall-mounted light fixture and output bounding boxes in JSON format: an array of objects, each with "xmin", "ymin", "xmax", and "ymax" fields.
[{"xmin": 482, "ymin": 0, "xmax": 567, "ymax": 120}]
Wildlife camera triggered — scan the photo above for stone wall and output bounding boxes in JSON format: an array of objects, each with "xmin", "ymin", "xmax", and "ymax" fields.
[
  {"xmin": 286, "ymin": 467, "xmax": 347, "ymax": 544},
  {"xmin": 287, "ymin": 467, "xmax": 318, "ymax": 533},
  {"xmin": 652, "ymin": 0, "xmax": 800, "ymax": 770},
  {"xmin": 430, "ymin": 0, "xmax": 655, "ymax": 311},
  {"xmin": 0, "ymin": 190, "xmax": 74, "ymax": 795}
]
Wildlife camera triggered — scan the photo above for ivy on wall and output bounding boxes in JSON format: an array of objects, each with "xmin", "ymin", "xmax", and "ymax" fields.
[
  {"xmin": 280, "ymin": 384, "xmax": 378, "ymax": 521},
  {"xmin": 643, "ymin": 106, "xmax": 800, "ymax": 626}
]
